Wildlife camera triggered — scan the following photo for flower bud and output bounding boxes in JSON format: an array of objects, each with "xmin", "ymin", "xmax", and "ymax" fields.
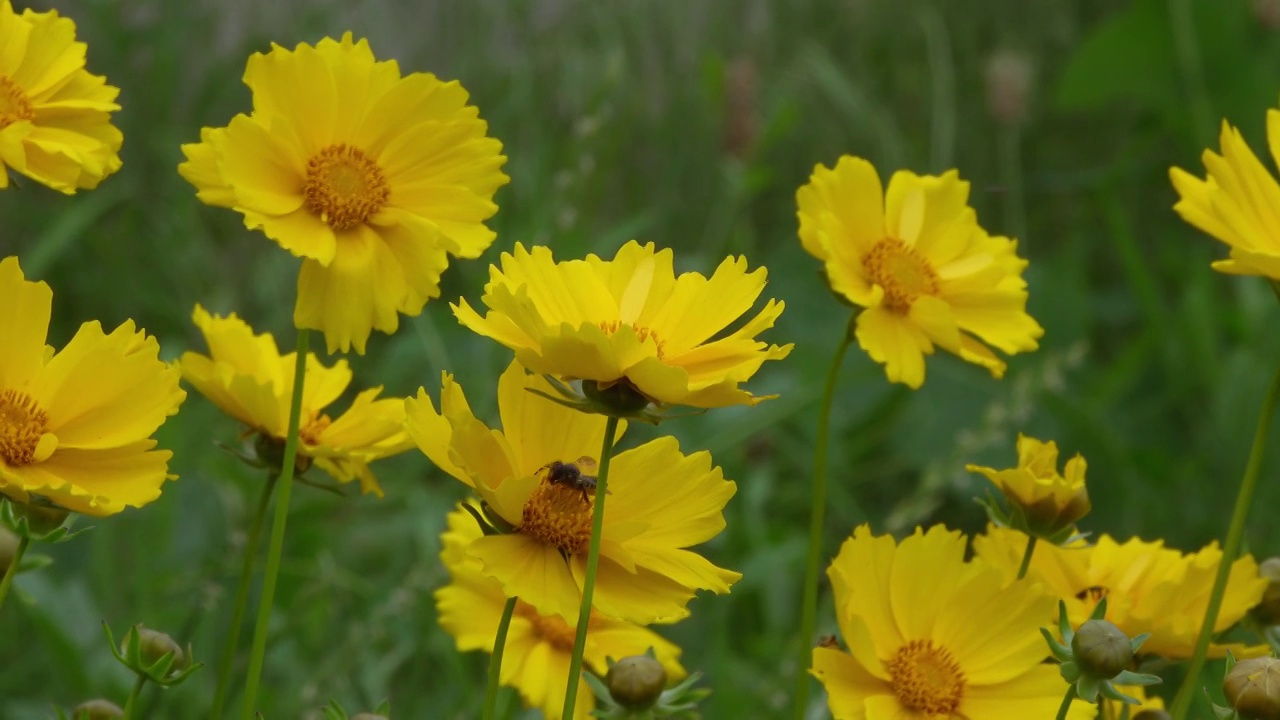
[
  {"xmin": 127, "ymin": 625, "xmax": 186, "ymax": 673},
  {"xmin": 1253, "ymin": 557, "xmax": 1280, "ymax": 626},
  {"xmin": 984, "ymin": 49, "xmax": 1034, "ymax": 126},
  {"xmin": 1071, "ymin": 619, "xmax": 1132, "ymax": 679},
  {"xmin": 71, "ymin": 699, "xmax": 124, "ymax": 719},
  {"xmin": 606, "ymin": 654, "xmax": 667, "ymax": 710},
  {"xmin": 1255, "ymin": 0, "xmax": 1280, "ymax": 31},
  {"xmin": 1224, "ymin": 656, "xmax": 1280, "ymax": 720}
]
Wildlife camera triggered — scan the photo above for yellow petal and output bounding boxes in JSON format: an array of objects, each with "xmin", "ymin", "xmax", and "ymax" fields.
[{"xmin": 0, "ymin": 256, "xmax": 52, "ymax": 388}]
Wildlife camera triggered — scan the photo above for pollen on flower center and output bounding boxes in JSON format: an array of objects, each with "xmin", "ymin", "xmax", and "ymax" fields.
[
  {"xmin": 862, "ymin": 238, "xmax": 940, "ymax": 312},
  {"xmin": 0, "ymin": 75, "xmax": 34, "ymax": 129},
  {"xmin": 519, "ymin": 477, "xmax": 595, "ymax": 555},
  {"xmin": 887, "ymin": 639, "xmax": 966, "ymax": 714},
  {"xmin": 1076, "ymin": 585, "xmax": 1110, "ymax": 605},
  {"xmin": 0, "ymin": 389, "xmax": 50, "ymax": 466},
  {"xmin": 517, "ymin": 601, "xmax": 578, "ymax": 651},
  {"xmin": 303, "ymin": 144, "xmax": 390, "ymax": 231},
  {"xmin": 599, "ymin": 320, "xmax": 666, "ymax": 358}
]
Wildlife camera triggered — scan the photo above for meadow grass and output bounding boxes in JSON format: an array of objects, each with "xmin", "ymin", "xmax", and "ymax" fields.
[{"xmin": 5, "ymin": 0, "xmax": 1280, "ymax": 717}]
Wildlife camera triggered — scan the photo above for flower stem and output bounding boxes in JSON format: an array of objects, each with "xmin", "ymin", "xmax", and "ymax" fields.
[
  {"xmin": 240, "ymin": 328, "xmax": 310, "ymax": 720},
  {"xmin": 1054, "ymin": 686, "xmax": 1076, "ymax": 720},
  {"xmin": 484, "ymin": 595, "xmax": 519, "ymax": 720},
  {"xmin": 1016, "ymin": 536, "xmax": 1037, "ymax": 581},
  {"xmin": 561, "ymin": 415, "xmax": 620, "ymax": 720},
  {"xmin": 791, "ymin": 330, "xmax": 853, "ymax": 720},
  {"xmin": 1170, "ymin": 360, "xmax": 1280, "ymax": 719},
  {"xmin": 211, "ymin": 473, "xmax": 279, "ymax": 720},
  {"xmin": 0, "ymin": 535, "xmax": 30, "ymax": 614},
  {"xmin": 122, "ymin": 674, "xmax": 147, "ymax": 720}
]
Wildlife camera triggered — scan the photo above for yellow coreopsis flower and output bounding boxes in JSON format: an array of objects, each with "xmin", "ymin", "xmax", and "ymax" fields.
[
  {"xmin": 0, "ymin": 0, "xmax": 122, "ymax": 193},
  {"xmin": 974, "ymin": 526, "xmax": 1269, "ymax": 659},
  {"xmin": 812, "ymin": 524, "xmax": 1091, "ymax": 720},
  {"xmin": 406, "ymin": 360, "xmax": 741, "ymax": 624},
  {"xmin": 0, "ymin": 257, "xmax": 183, "ymax": 516},
  {"xmin": 179, "ymin": 305, "xmax": 411, "ymax": 496},
  {"xmin": 178, "ymin": 33, "xmax": 509, "ymax": 354},
  {"xmin": 452, "ymin": 241, "xmax": 792, "ymax": 409},
  {"xmin": 967, "ymin": 434, "xmax": 1090, "ymax": 540},
  {"xmin": 437, "ymin": 506, "xmax": 684, "ymax": 720},
  {"xmin": 796, "ymin": 155, "xmax": 1043, "ymax": 388},
  {"xmin": 1170, "ymin": 116, "xmax": 1280, "ymax": 278}
]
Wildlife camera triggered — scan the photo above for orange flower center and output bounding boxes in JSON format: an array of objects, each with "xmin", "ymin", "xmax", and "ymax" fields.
[
  {"xmin": 516, "ymin": 601, "xmax": 579, "ymax": 651},
  {"xmin": 862, "ymin": 238, "xmax": 939, "ymax": 313},
  {"xmin": 1076, "ymin": 585, "xmax": 1109, "ymax": 605},
  {"xmin": 887, "ymin": 639, "xmax": 966, "ymax": 714},
  {"xmin": 519, "ymin": 475, "xmax": 595, "ymax": 555},
  {"xmin": 0, "ymin": 75, "xmax": 34, "ymax": 130},
  {"xmin": 599, "ymin": 320, "xmax": 666, "ymax": 358},
  {"xmin": 0, "ymin": 389, "xmax": 50, "ymax": 466},
  {"xmin": 303, "ymin": 144, "xmax": 390, "ymax": 231}
]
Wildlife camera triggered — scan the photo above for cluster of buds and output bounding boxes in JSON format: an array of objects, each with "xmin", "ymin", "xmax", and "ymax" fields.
[{"xmin": 585, "ymin": 649, "xmax": 710, "ymax": 719}]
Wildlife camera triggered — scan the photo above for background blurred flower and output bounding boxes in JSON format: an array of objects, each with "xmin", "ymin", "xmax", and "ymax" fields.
[
  {"xmin": 406, "ymin": 361, "xmax": 740, "ymax": 624},
  {"xmin": 812, "ymin": 524, "xmax": 1089, "ymax": 719},
  {"xmin": 0, "ymin": 0, "xmax": 122, "ymax": 193},
  {"xmin": 796, "ymin": 155, "xmax": 1043, "ymax": 388},
  {"xmin": 179, "ymin": 33, "xmax": 508, "ymax": 354},
  {"xmin": 1170, "ymin": 114, "xmax": 1280, "ymax": 279},
  {"xmin": 436, "ymin": 506, "xmax": 684, "ymax": 720},
  {"xmin": 453, "ymin": 241, "xmax": 791, "ymax": 409},
  {"xmin": 179, "ymin": 304, "xmax": 410, "ymax": 496},
  {"xmin": 0, "ymin": 257, "xmax": 183, "ymax": 516},
  {"xmin": 975, "ymin": 525, "xmax": 1268, "ymax": 659},
  {"xmin": 967, "ymin": 434, "xmax": 1090, "ymax": 540}
]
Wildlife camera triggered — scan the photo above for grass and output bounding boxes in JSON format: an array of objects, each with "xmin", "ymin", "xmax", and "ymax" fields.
[{"xmin": 5, "ymin": 0, "xmax": 1280, "ymax": 717}]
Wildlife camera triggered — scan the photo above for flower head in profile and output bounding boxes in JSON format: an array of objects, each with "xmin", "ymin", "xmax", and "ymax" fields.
[
  {"xmin": 1170, "ymin": 115, "xmax": 1280, "ymax": 279},
  {"xmin": 0, "ymin": 257, "xmax": 184, "ymax": 516},
  {"xmin": 179, "ymin": 305, "xmax": 411, "ymax": 496},
  {"xmin": 436, "ymin": 506, "xmax": 684, "ymax": 720},
  {"xmin": 406, "ymin": 361, "xmax": 740, "ymax": 624},
  {"xmin": 812, "ymin": 524, "xmax": 1091, "ymax": 720},
  {"xmin": 453, "ymin": 241, "xmax": 791, "ymax": 410},
  {"xmin": 179, "ymin": 33, "xmax": 508, "ymax": 354},
  {"xmin": 796, "ymin": 155, "xmax": 1043, "ymax": 388},
  {"xmin": 974, "ymin": 526, "xmax": 1269, "ymax": 659},
  {"xmin": 967, "ymin": 434, "xmax": 1090, "ymax": 541},
  {"xmin": 0, "ymin": 0, "xmax": 122, "ymax": 193}
]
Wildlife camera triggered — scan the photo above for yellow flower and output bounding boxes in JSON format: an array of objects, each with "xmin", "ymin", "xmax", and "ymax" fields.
[
  {"xmin": 812, "ymin": 524, "xmax": 1091, "ymax": 720},
  {"xmin": 966, "ymin": 434, "xmax": 1090, "ymax": 539},
  {"xmin": 179, "ymin": 305, "xmax": 410, "ymax": 496},
  {"xmin": 0, "ymin": 0, "xmax": 122, "ymax": 193},
  {"xmin": 0, "ymin": 257, "xmax": 183, "ymax": 516},
  {"xmin": 796, "ymin": 155, "xmax": 1043, "ymax": 388},
  {"xmin": 1096, "ymin": 685, "xmax": 1164, "ymax": 719},
  {"xmin": 974, "ymin": 526, "xmax": 1269, "ymax": 659},
  {"xmin": 436, "ymin": 506, "xmax": 684, "ymax": 720},
  {"xmin": 1170, "ymin": 117, "xmax": 1280, "ymax": 278},
  {"xmin": 452, "ymin": 241, "xmax": 791, "ymax": 409},
  {"xmin": 406, "ymin": 360, "xmax": 740, "ymax": 624},
  {"xmin": 178, "ymin": 33, "xmax": 508, "ymax": 354}
]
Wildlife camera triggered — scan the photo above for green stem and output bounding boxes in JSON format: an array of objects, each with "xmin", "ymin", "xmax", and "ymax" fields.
[
  {"xmin": 0, "ymin": 535, "xmax": 30, "ymax": 614},
  {"xmin": 1016, "ymin": 536, "xmax": 1037, "ymax": 581},
  {"xmin": 561, "ymin": 415, "xmax": 620, "ymax": 720},
  {"xmin": 211, "ymin": 474, "xmax": 278, "ymax": 719},
  {"xmin": 1054, "ymin": 687, "xmax": 1076, "ymax": 720},
  {"xmin": 122, "ymin": 674, "xmax": 148, "ymax": 720},
  {"xmin": 1170, "ymin": 360, "xmax": 1280, "ymax": 719},
  {"xmin": 483, "ymin": 595, "xmax": 519, "ymax": 720},
  {"xmin": 240, "ymin": 328, "xmax": 310, "ymax": 720},
  {"xmin": 791, "ymin": 330, "xmax": 853, "ymax": 720}
]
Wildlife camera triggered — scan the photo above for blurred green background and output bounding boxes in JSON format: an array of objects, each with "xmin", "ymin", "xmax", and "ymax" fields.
[{"xmin": 6, "ymin": 0, "xmax": 1280, "ymax": 717}]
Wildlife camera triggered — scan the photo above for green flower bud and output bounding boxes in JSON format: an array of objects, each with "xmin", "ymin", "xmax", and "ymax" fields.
[
  {"xmin": 1071, "ymin": 619, "xmax": 1132, "ymax": 679},
  {"xmin": 1133, "ymin": 712, "xmax": 1173, "ymax": 720},
  {"xmin": 1253, "ymin": 558, "xmax": 1280, "ymax": 626},
  {"xmin": 1224, "ymin": 656, "xmax": 1280, "ymax": 720},
  {"xmin": 71, "ymin": 699, "xmax": 124, "ymax": 719},
  {"xmin": 606, "ymin": 654, "xmax": 667, "ymax": 710},
  {"xmin": 127, "ymin": 626, "xmax": 186, "ymax": 673}
]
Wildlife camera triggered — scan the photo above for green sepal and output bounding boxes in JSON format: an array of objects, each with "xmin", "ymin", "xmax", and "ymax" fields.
[
  {"xmin": 103, "ymin": 622, "xmax": 203, "ymax": 687},
  {"xmin": 1, "ymin": 497, "xmax": 88, "ymax": 543}
]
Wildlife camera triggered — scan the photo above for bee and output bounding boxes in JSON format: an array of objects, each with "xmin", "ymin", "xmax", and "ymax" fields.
[{"xmin": 538, "ymin": 456, "xmax": 604, "ymax": 505}]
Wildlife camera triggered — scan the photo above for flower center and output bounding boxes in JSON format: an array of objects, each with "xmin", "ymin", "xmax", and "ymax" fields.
[
  {"xmin": 516, "ymin": 601, "xmax": 579, "ymax": 651},
  {"xmin": 862, "ymin": 238, "xmax": 940, "ymax": 312},
  {"xmin": 303, "ymin": 144, "xmax": 390, "ymax": 231},
  {"xmin": 0, "ymin": 75, "xmax": 34, "ymax": 130},
  {"xmin": 519, "ymin": 474, "xmax": 595, "ymax": 555},
  {"xmin": 0, "ymin": 389, "xmax": 52, "ymax": 466},
  {"xmin": 1076, "ymin": 585, "xmax": 1110, "ymax": 605},
  {"xmin": 299, "ymin": 413, "xmax": 332, "ymax": 446},
  {"xmin": 887, "ymin": 639, "xmax": 966, "ymax": 714},
  {"xmin": 599, "ymin": 320, "xmax": 665, "ymax": 358}
]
